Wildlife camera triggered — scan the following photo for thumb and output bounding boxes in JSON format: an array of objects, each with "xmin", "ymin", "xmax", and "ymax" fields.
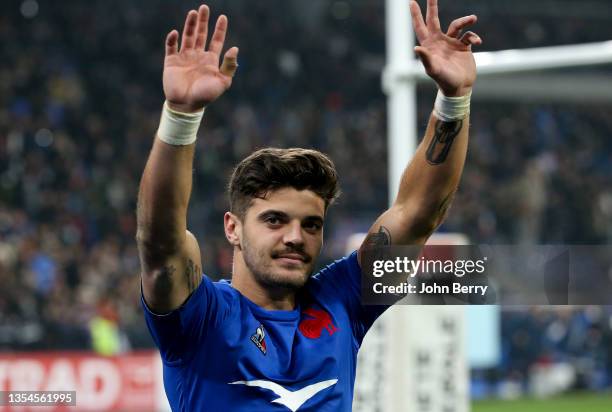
[
  {"xmin": 220, "ymin": 47, "xmax": 239, "ymax": 78},
  {"xmin": 414, "ymin": 46, "xmax": 437, "ymax": 76}
]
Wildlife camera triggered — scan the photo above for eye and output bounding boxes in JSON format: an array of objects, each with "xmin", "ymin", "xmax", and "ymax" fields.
[
  {"xmin": 303, "ymin": 221, "xmax": 322, "ymax": 232},
  {"xmin": 265, "ymin": 216, "xmax": 282, "ymax": 225}
]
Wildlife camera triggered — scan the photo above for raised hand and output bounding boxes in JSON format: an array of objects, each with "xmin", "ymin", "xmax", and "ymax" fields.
[
  {"xmin": 410, "ymin": 0, "xmax": 482, "ymax": 97},
  {"xmin": 163, "ymin": 5, "xmax": 238, "ymax": 112}
]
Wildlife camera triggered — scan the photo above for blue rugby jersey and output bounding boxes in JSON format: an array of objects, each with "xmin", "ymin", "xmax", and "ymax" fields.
[{"xmin": 142, "ymin": 251, "xmax": 387, "ymax": 411}]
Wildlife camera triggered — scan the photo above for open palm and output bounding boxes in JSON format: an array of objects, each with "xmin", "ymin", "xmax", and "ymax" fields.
[
  {"xmin": 410, "ymin": 0, "xmax": 482, "ymax": 97},
  {"xmin": 163, "ymin": 5, "xmax": 238, "ymax": 112}
]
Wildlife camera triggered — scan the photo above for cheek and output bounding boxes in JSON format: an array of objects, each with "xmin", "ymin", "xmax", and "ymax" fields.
[
  {"xmin": 307, "ymin": 234, "xmax": 324, "ymax": 254},
  {"xmin": 247, "ymin": 229, "xmax": 283, "ymax": 254},
  {"xmin": 244, "ymin": 222, "xmax": 271, "ymax": 243}
]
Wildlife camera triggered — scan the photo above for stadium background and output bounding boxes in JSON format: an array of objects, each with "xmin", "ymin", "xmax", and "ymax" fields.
[{"xmin": 1, "ymin": 0, "xmax": 611, "ymax": 410}]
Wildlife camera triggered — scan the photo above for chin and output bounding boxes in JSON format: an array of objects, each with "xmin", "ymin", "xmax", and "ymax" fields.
[{"xmin": 257, "ymin": 267, "xmax": 312, "ymax": 290}]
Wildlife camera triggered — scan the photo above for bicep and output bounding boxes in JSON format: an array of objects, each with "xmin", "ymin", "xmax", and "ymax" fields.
[{"xmin": 140, "ymin": 229, "xmax": 203, "ymax": 314}]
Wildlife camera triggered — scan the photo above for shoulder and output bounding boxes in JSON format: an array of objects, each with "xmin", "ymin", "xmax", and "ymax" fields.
[
  {"xmin": 142, "ymin": 274, "xmax": 239, "ymax": 336},
  {"xmin": 142, "ymin": 274, "xmax": 240, "ymax": 366},
  {"xmin": 311, "ymin": 251, "xmax": 360, "ymax": 281},
  {"xmin": 307, "ymin": 251, "xmax": 361, "ymax": 298}
]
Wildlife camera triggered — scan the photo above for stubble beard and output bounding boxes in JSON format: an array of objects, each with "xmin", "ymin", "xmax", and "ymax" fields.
[{"xmin": 241, "ymin": 232, "xmax": 313, "ymax": 291}]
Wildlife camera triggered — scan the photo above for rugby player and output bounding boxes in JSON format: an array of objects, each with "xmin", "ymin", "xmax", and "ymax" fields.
[{"xmin": 136, "ymin": 1, "xmax": 481, "ymax": 410}]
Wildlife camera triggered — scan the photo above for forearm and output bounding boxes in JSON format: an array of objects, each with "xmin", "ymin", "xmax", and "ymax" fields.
[
  {"xmin": 394, "ymin": 111, "xmax": 469, "ymax": 233},
  {"xmin": 136, "ymin": 137, "xmax": 195, "ymax": 256},
  {"xmin": 360, "ymin": 0, "xmax": 479, "ymax": 250}
]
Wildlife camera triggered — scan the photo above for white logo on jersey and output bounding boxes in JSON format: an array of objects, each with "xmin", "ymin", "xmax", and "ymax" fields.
[{"xmin": 229, "ymin": 378, "xmax": 338, "ymax": 411}]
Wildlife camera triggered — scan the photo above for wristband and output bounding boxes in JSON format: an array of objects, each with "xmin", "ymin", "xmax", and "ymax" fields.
[
  {"xmin": 433, "ymin": 90, "xmax": 471, "ymax": 122},
  {"xmin": 157, "ymin": 101, "xmax": 205, "ymax": 146}
]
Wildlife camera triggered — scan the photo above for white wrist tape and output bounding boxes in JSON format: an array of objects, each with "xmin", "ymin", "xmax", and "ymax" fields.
[
  {"xmin": 433, "ymin": 90, "xmax": 471, "ymax": 122},
  {"xmin": 157, "ymin": 101, "xmax": 205, "ymax": 146}
]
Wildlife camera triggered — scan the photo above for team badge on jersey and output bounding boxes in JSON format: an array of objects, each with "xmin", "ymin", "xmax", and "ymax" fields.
[
  {"xmin": 299, "ymin": 307, "xmax": 338, "ymax": 339},
  {"xmin": 251, "ymin": 324, "xmax": 267, "ymax": 355}
]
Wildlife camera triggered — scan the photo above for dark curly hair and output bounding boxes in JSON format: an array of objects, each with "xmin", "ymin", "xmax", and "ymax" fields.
[{"xmin": 228, "ymin": 148, "xmax": 340, "ymax": 219}]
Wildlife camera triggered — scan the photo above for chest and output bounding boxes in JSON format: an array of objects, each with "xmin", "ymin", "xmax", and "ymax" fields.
[{"xmin": 202, "ymin": 300, "xmax": 356, "ymax": 383}]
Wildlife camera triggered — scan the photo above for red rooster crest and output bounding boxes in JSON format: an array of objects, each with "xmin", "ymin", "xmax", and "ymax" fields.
[{"xmin": 299, "ymin": 308, "xmax": 338, "ymax": 339}]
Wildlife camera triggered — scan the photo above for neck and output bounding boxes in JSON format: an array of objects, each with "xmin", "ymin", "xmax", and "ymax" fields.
[{"xmin": 231, "ymin": 250, "xmax": 297, "ymax": 311}]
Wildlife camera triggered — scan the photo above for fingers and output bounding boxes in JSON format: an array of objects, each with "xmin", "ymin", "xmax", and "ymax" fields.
[
  {"xmin": 459, "ymin": 31, "xmax": 482, "ymax": 46},
  {"xmin": 446, "ymin": 15, "xmax": 477, "ymax": 38},
  {"xmin": 165, "ymin": 30, "xmax": 179, "ymax": 56},
  {"xmin": 208, "ymin": 15, "xmax": 228, "ymax": 56},
  {"xmin": 220, "ymin": 47, "xmax": 239, "ymax": 78},
  {"xmin": 180, "ymin": 10, "xmax": 198, "ymax": 51},
  {"xmin": 409, "ymin": 1, "xmax": 428, "ymax": 42},
  {"xmin": 194, "ymin": 5, "xmax": 210, "ymax": 50},
  {"xmin": 425, "ymin": 0, "xmax": 441, "ymax": 31}
]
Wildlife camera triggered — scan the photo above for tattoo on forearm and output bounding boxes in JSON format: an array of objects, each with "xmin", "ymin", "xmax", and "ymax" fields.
[
  {"xmin": 362, "ymin": 226, "xmax": 392, "ymax": 249},
  {"xmin": 186, "ymin": 259, "xmax": 201, "ymax": 293},
  {"xmin": 426, "ymin": 119, "xmax": 463, "ymax": 165}
]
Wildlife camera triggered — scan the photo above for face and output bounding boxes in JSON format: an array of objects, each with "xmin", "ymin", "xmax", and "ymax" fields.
[{"xmin": 226, "ymin": 187, "xmax": 326, "ymax": 291}]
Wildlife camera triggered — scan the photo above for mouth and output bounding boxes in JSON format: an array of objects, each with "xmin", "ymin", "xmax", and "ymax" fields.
[
  {"xmin": 275, "ymin": 258, "xmax": 303, "ymax": 266},
  {"xmin": 273, "ymin": 253, "xmax": 309, "ymax": 265}
]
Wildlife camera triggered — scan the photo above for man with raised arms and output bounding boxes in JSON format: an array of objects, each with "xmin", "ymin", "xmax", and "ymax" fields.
[{"xmin": 136, "ymin": 1, "xmax": 481, "ymax": 410}]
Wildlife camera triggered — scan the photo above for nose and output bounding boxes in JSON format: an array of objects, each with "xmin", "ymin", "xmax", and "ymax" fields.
[{"xmin": 283, "ymin": 220, "xmax": 304, "ymax": 248}]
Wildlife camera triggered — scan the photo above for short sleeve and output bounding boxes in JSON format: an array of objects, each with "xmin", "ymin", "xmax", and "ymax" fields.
[
  {"xmin": 309, "ymin": 252, "xmax": 389, "ymax": 346},
  {"xmin": 141, "ymin": 274, "xmax": 230, "ymax": 366}
]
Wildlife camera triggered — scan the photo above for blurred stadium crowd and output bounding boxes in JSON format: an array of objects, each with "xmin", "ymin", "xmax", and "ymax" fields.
[{"xmin": 1, "ymin": 0, "xmax": 612, "ymax": 396}]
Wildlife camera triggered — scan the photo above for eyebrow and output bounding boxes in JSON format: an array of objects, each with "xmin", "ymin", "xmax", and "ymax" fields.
[
  {"xmin": 303, "ymin": 216, "xmax": 324, "ymax": 226},
  {"xmin": 257, "ymin": 210, "xmax": 324, "ymax": 223}
]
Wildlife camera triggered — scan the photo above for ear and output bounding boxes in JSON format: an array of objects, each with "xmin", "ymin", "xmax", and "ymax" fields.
[{"xmin": 224, "ymin": 212, "xmax": 242, "ymax": 246}]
